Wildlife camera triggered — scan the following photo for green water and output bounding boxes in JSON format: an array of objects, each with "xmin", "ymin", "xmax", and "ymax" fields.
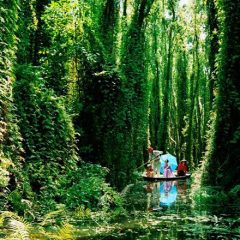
[{"xmin": 77, "ymin": 180, "xmax": 240, "ymax": 240}]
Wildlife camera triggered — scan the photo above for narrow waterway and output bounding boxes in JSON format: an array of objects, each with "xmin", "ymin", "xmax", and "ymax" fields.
[{"xmin": 77, "ymin": 179, "xmax": 240, "ymax": 239}]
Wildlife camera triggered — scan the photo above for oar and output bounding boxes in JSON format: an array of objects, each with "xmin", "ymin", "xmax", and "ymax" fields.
[{"xmin": 136, "ymin": 154, "xmax": 161, "ymax": 170}]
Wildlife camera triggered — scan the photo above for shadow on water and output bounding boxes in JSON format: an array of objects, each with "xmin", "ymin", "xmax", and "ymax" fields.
[{"xmin": 77, "ymin": 179, "xmax": 240, "ymax": 240}]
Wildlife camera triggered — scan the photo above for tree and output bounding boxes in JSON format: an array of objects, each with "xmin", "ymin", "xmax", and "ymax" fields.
[
  {"xmin": 203, "ymin": 0, "xmax": 240, "ymax": 189},
  {"xmin": 206, "ymin": 0, "xmax": 219, "ymax": 103},
  {"xmin": 13, "ymin": 65, "xmax": 78, "ymax": 199},
  {"xmin": 0, "ymin": 0, "xmax": 23, "ymax": 188},
  {"xmin": 120, "ymin": 0, "xmax": 155, "ymax": 168}
]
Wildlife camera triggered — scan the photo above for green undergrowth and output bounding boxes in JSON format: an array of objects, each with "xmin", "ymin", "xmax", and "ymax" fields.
[
  {"xmin": 192, "ymin": 185, "xmax": 240, "ymax": 211},
  {"xmin": 2, "ymin": 162, "xmax": 125, "ymax": 219},
  {"xmin": 0, "ymin": 163, "xmax": 125, "ymax": 239},
  {"xmin": 0, "ymin": 65, "xmax": 125, "ymax": 239}
]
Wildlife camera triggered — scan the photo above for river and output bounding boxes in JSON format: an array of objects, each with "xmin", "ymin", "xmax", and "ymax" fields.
[{"xmin": 76, "ymin": 179, "xmax": 240, "ymax": 239}]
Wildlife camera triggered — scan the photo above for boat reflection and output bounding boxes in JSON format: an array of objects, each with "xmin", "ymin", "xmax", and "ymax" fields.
[
  {"xmin": 160, "ymin": 181, "xmax": 177, "ymax": 207},
  {"xmin": 145, "ymin": 180, "xmax": 188, "ymax": 211}
]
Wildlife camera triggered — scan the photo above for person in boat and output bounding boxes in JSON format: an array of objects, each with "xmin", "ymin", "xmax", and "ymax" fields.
[
  {"xmin": 146, "ymin": 163, "xmax": 154, "ymax": 177},
  {"xmin": 177, "ymin": 160, "xmax": 188, "ymax": 176},
  {"xmin": 153, "ymin": 148, "xmax": 161, "ymax": 177},
  {"xmin": 147, "ymin": 146, "xmax": 154, "ymax": 161},
  {"xmin": 147, "ymin": 146, "xmax": 154, "ymax": 173},
  {"xmin": 163, "ymin": 159, "xmax": 175, "ymax": 178}
]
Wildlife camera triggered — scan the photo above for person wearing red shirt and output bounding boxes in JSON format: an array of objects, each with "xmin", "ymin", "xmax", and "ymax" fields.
[
  {"xmin": 148, "ymin": 146, "xmax": 153, "ymax": 159},
  {"xmin": 146, "ymin": 163, "xmax": 154, "ymax": 177},
  {"xmin": 147, "ymin": 146, "xmax": 154, "ymax": 166},
  {"xmin": 177, "ymin": 160, "xmax": 188, "ymax": 176}
]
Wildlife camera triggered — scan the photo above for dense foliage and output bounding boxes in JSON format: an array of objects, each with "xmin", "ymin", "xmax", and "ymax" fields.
[
  {"xmin": 0, "ymin": 0, "xmax": 23, "ymax": 188},
  {"xmin": 0, "ymin": 0, "xmax": 239, "ymax": 236},
  {"xmin": 203, "ymin": 0, "xmax": 240, "ymax": 189},
  {"xmin": 13, "ymin": 65, "xmax": 78, "ymax": 208},
  {"xmin": 0, "ymin": 0, "xmax": 123, "ymax": 220}
]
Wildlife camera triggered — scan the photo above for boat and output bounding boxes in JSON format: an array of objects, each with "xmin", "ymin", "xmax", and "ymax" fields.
[{"xmin": 142, "ymin": 172, "xmax": 191, "ymax": 181}]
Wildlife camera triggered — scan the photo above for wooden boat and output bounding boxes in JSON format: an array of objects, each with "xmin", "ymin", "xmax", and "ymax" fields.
[{"xmin": 142, "ymin": 172, "xmax": 191, "ymax": 181}]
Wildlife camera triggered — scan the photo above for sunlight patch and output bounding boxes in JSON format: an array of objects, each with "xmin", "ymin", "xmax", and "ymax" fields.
[{"xmin": 179, "ymin": 0, "xmax": 192, "ymax": 7}]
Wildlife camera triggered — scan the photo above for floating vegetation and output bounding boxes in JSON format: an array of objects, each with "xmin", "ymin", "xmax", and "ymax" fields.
[{"xmin": 1, "ymin": 181, "xmax": 239, "ymax": 239}]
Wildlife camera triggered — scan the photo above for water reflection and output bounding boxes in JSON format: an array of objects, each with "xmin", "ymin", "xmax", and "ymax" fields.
[
  {"xmin": 160, "ymin": 181, "xmax": 177, "ymax": 207},
  {"xmin": 145, "ymin": 180, "xmax": 189, "ymax": 211},
  {"xmin": 74, "ymin": 181, "xmax": 240, "ymax": 239}
]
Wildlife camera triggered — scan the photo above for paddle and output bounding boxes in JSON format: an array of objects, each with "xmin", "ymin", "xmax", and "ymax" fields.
[{"xmin": 136, "ymin": 153, "xmax": 162, "ymax": 170}]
